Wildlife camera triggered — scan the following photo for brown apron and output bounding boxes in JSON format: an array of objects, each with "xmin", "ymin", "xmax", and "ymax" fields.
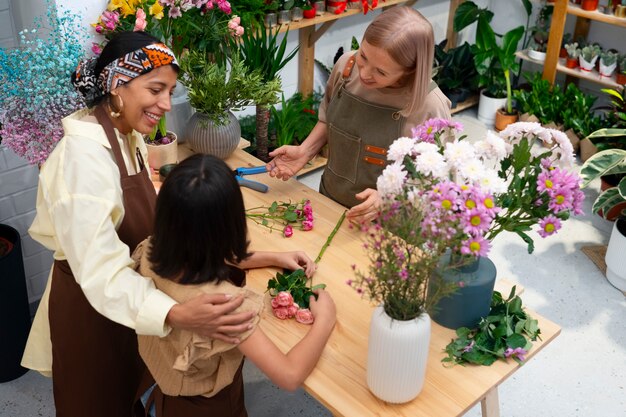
[
  {"xmin": 320, "ymin": 55, "xmax": 406, "ymax": 208},
  {"xmin": 139, "ymin": 267, "xmax": 249, "ymax": 417},
  {"xmin": 48, "ymin": 105, "xmax": 157, "ymax": 417}
]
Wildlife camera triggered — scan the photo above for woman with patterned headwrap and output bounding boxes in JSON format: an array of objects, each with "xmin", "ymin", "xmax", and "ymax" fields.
[{"xmin": 20, "ymin": 31, "xmax": 279, "ymax": 417}]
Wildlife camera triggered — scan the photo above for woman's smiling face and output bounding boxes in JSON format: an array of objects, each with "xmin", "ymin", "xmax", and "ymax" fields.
[
  {"xmin": 355, "ymin": 40, "xmax": 408, "ymax": 89},
  {"xmin": 112, "ymin": 65, "xmax": 178, "ymax": 135}
]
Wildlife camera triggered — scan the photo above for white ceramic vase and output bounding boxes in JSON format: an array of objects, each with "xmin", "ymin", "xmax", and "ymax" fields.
[
  {"xmin": 366, "ymin": 306, "xmax": 431, "ymax": 404},
  {"xmin": 605, "ymin": 219, "xmax": 626, "ymax": 292},
  {"xmin": 527, "ymin": 49, "xmax": 546, "ymax": 62},
  {"xmin": 477, "ymin": 90, "xmax": 507, "ymax": 127}
]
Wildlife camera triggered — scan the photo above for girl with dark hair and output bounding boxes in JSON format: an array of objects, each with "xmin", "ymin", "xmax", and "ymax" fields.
[
  {"xmin": 267, "ymin": 6, "xmax": 451, "ymax": 223},
  {"xmin": 133, "ymin": 154, "xmax": 336, "ymax": 417},
  {"xmin": 22, "ymin": 31, "xmax": 258, "ymax": 417}
]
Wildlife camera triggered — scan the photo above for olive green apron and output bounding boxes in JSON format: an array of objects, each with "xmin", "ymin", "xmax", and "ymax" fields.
[{"xmin": 320, "ymin": 55, "xmax": 406, "ymax": 208}]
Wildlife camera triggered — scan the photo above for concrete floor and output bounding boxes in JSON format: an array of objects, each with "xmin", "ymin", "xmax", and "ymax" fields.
[{"xmin": 1, "ymin": 108, "xmax": 625, "ymax": 417}]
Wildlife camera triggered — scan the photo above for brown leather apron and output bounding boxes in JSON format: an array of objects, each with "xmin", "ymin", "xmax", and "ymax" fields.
[
  {"xmin": 139, "ymin": 267, "xmax": 248, "ymax": 417},
  {"xmin": 320, "ymin": 55, "xmax": 406, "ymax": 208},
  {"xmin": 48, "ymin": 105, "xmax": 157, "ymax": 417}
]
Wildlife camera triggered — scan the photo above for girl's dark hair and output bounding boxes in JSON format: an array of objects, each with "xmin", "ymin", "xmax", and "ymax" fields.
[{"xmin": 149, "ymin": 154, "xmax": 251, "ymax": 284}]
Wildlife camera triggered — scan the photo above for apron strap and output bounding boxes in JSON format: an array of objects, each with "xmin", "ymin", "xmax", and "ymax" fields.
[
  {"xmin": 94, "ymin": 105, "xmax": 130, "ymax": 179},
  {"xmin": 342, "ymin": 54, "xmax": 357, "ymax": 80}
]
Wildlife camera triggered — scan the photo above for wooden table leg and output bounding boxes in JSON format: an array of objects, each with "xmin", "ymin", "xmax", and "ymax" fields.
[{"xmin": 480, "ymin": 387, "xmax": 500, "ymax": 417}]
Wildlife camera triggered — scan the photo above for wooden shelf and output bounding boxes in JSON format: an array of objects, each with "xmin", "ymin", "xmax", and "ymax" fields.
[
  {"xmin": 566, "ymin": 3, "xmax": 626, "ymax": 28},
  {"xmin": 543, "ymin": 0, "xmax": 626, "ymax": 86},
  {"xmin": 516, "ymin": 49, "xmax": 547, "ymax": 65},
  {"xmin": 297, "ymin": 154, "xmax": 328, "ymax": 176},
  {"xmin": 450, "ymin": 94, "xmax": 479, "ymax": 114}
]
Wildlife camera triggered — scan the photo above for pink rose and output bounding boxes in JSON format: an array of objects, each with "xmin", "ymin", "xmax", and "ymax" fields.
[
  {"xmin": 91, "ymin": 43, "xmax": 103, "ymax": 55},
  {"xmin": 134, "ymin": 9, "xmax": 147, "ymax": 31},
  {"xmin": 270, "ymin": 296, "xmax": 280, "ymax": 309},
  {"xmin": 283, "ymin": 225, "xmax": 293, "ymax": 237},
  {"xmin": 295, "ymin": 308, "xmax": 314, "ymax": 324},
  {"xmin": 273, "ymin": 307, "xmax": 290, "ymax": 320},
  {"xmin": 302, "ymin": 220, "xmax": 313, "ymax": 231},
  {"xmin": 287, "ymin": 303, "xmax": 299, "ymax": 318},
  {"xmin": 235, "ymin": 26, "xmax": 244, "ymax": 36},
  {"xmin": 275, "ymin": 291, "xmax": 294, "ymax": 307}
]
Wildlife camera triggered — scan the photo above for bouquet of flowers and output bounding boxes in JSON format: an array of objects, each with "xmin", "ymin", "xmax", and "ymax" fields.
[
  {"xmin": 246, "ymin": 199, "xmax": 314, "ymax": 237},
  {"xmin": 92, "ymin": 0, "xmax": 242, "ymax": 58},
  {"xmin": 0, "ymin": 3, "xmax": 85, "ymax": 165}
]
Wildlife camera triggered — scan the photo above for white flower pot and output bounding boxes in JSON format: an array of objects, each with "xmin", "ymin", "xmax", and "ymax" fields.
[
  {"xmin": 605, "ymin": 219, "xmax": 626, "ymax": 292},
  {"xmin": 366, "ymin": 306, "xmax": 430, "ymax": 403},
  {"xmin": 477, "ymin": 90, "xmax": 507, "ymax": 127},
  {"xmin": 599, "ymin": 61, "xmax": 617, "ymax": 78},
  {"xmin": 186, "ymin": 111, "xmax": 241, "ymax": 160},
  {"xmin": 578, "ymin": 55, "xmax": 598, "ymax": 72},
  {"xmin": 527, "ymin": 49, "xmax": 546, "ymax": 63}
]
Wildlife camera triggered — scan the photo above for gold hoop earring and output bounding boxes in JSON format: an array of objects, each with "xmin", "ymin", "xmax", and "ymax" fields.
[{"xmin": 108, "ymin": 92, "xmax": 124, "ymax": 119}]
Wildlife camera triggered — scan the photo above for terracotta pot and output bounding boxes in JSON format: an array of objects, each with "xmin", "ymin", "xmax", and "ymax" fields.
[
  {"xmin": 494, "ymin": 108, "xmax": 519, "ymax": 132},
  {"xmin": 616, "ymin": 72, "xmax": 626, "ymax": 85},
  {"xmin": 566, "ymin": 57, "xmax": 579, "ymax": 69},
  {"xmin": 581, "ymin": 0, "xmax": 599, "ymax": 11},
  {"xmin": 559, "ymin": 47, "xmax": 568, "ymax": 58},
  {"xmin": 598, "ymin": 176, "xmax": 626, "ymax": 221}
]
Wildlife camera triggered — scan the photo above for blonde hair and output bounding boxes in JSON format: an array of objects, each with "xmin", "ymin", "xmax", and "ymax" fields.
[{"xmin": 363, "ymin": 6, "xmax": 434, "ymax": 117}]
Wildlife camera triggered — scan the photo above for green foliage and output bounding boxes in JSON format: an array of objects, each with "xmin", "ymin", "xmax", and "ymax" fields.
[
  {"xmin": 245, "ymin": 199, "xmax": 313, "ymax": 234},
  {"xmin": 580, "ymin": 146, "xmax": 626, "ymax": 218},
  {"xmin": 564, "ymin": 42, "xmax": 580, "ymax": 59},
  {"xmin": 433, "ymin": 40, "xmax": 478, "ymax": 95},
  {"xmin": 267, "ymin": 269, "xmax": 325, "ymax": 309},
  {"xmin": 147, "ymin": 117, "xmax": 168, "ymax": 143},
  {"xmin": 454, "ymin": 1, "xmax": 524, "ymax": 109},
  {"xmin": 178, "ymin": 52, "xmax": 270, "ymax": 125},
  {"xmin": 442, "ymin": 286, "xmax": 541, "ymax": 366},
  {"xmin": 351, "ymin": 36, "xmax": 360, "ymax": 51},
  {"xmin": 270, "ymin": 92, "xmax": 320, "ymax": 147},
  {"xmin": 232, "ymin": 0, "xmax": 275, "ymax": 28},
  {"xmin": 618, "ymin": 54, "xmax": 626, "ymax": 74},
  {"xmin": 513, "ymin": 72, "xmax": 565, "ymax": 125},
  {"xmin": 601, "ymin": 51, "xmax": 618, "ymax": 67},
  {"xmin": 560, "ymin": 83, "xmax": 603, "ymax": 138}
]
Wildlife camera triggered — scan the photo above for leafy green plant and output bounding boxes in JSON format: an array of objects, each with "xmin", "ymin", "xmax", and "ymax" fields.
[
  {"xmin": 560, "ymin": 83, "xmax": 603, "ymax": 138},
  {"xmin": 454, "ymin": 0, "xmax": 525, "ymax": 113},
  {"xmin": 442, "ymin": 286, "xmax": 541, "ymax": 366},
  {"xmin": 232, "ymin": 24, "xmax": 298, "ymax": 161},
  {"xmin": 580, "ymin": 145, "xmax": 626, "ymax": 218},
  {"xmin": 267, "ymin": 269, "xmax": 325, "ymax": 309},
  {"xmin": 618, "ymin": 54, "xmax": 626, "ymax": 75},
  {"xmin": 433, "ymin": 40, "xmax": 478, "ymax": 101},
  {"xmin": 601, "ymin": 51, "xmax": 618, "ymax": 67},
  {"xmin": 513, "ymin": 71, "xmax": 565, "ymax": 125},
  {"xmin": 527, "ymin": 2, "xmax": 552, "ymax": 53},
  {"xmin": 564, "ymin": 42, "xmax": 580, "ymax": 59},
  {"xmin": 270, "ymin": 93, "xmax": 320, "ymax": 147},
  {"xmin": 179, "ymin": 52, "xmax": 277, "ymax": 125}
]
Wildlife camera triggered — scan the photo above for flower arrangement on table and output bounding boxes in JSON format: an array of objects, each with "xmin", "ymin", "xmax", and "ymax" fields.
[
  {"xmin": 0, "ymin": 3, "xmax": 85, "ymax": 165},
  {"xmin": 92, "ymin": 0, "xmax": 243, "ymax": 58},
  {"xmin": 246, "ymin": 199, "xmax": 314, "ymax": 237},
  {"xmin": 350, "ymin": 118, "xmax": 583, "ymax": 363}
]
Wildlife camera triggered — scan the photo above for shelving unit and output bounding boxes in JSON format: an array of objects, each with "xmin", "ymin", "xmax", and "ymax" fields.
[{"xmin": 542, "ymin": 0, "xmax": 626, "ymax": 88}]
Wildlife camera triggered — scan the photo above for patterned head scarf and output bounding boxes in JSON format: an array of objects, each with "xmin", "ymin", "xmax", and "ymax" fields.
[{"xmin": 73, "ymin": 42, "xmax": 178, "ymax": 106}]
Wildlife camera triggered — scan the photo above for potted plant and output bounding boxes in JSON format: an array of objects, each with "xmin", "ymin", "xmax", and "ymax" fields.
[
  {"xmin": 580, "ymin": 145, "xmax": 626, "ymax": 291},
  {"xmin": 454, "ymin": 1, "xmax": 524, "ymax": 127},
  {"xmin": 270, "ymin": 92, "xmax": 319, "ymax": 148},
  {"xmin": 599, "ymin": 50, "xmax": 618, "ymax": 77},
  {"xmin": 564, "ymin": 42, "xmax": 580, "ymax": 68},
  {"xmin": 616, "ymin": 54, "xmax": 626, "ymax": 85},
  {"xmin": 579, "ymin": 44, "xmax": 600, "ymax": 72},
  {"xmin": 581, "ymin": 0, "xmax": 600, "ymax": 10},
  {"xmin": 232, "ymin": 24, "xmax": 298, "ymax": 161},
  {"xmin": 433, "ymin": 40, "xmax": 479, "ymax": 109},
  {"xmin": 527, "ymin": 2, "xmax": 553, "ymax": 62},
  {"xmin": 513, "ymin": 71, "xmax": 566, "ymax": 125},
  {"xmin": 144, "ymin": 118, "xmax": 178, "ymax": 171},
  {"xmin": 179, "ymin": 52, "xmax": 276, "ymax": 159}
]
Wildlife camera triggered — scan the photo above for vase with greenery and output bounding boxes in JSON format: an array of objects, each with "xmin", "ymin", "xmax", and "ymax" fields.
[
  {"xmin": 179, "ymin": 52, "xmax": 279, "ymax": 158},
  {"xmin": 232, "ymin": 24, "xmax": 298, "ymax": 161}
]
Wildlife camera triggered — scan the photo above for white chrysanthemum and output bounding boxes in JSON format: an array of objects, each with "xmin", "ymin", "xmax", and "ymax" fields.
[
  {"xmin": 406, "ymin": 186, "xmax": 422, "ymax": 208},
  {"xmin": 456, "ymin": 157, "xmax": 487, "ymax": 183},
  {"xmin": 474, "ymin": 131, "xmax": 509, "ymax": 161},
  {"xmin": 475, "ymin": 170, "xmax": 508, "ymax": 194},
  {"xmin": 444, "ymin": 140, "xmax": 476, "ymax": 169},
  {"xmin": 413, "ymin": 141, "xmax": 439, "ymax": 155},
  {"xmin": 387, "ymin": 136, "xmax": 415, "ymax": 162},
  {"xmin": 376, "ymin": 162, "xmax": 407, "ymax": 197},
  {"xmin": 547, "ymin": 128, "xmax": 575, "ymax": 167},
  {"xmin": 414, "ymin": 151, "xmax": 449, "ymax": 179}
]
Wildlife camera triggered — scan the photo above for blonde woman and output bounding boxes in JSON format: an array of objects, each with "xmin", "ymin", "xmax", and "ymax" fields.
[{"xmin": 267, "ymin": 6, "xmax": 451, "ymax": 222}]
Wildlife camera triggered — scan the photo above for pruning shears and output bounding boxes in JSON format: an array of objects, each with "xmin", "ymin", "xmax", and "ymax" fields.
[{"xmin": 232, "ymin": 166, "xmax": 269, "ymax": 193}]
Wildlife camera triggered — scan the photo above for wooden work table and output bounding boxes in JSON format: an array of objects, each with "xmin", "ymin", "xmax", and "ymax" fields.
[{"xmin": 193, "ymin": 148, "xmax": 561, "ymax": 417}]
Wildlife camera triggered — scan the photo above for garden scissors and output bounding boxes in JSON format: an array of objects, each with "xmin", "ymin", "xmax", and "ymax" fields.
[{"xmin": 232, "ymin": 166, "xmax": 269, "ymax": 193}]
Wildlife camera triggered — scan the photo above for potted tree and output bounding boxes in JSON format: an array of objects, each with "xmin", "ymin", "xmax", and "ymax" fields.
[
  {"xmin": 454, "ymin": 1, "xmax": 524, "ymax": 127},
  {"xmin": 580, "ymin": 145, "xmax": 626, "ymax": 291}
]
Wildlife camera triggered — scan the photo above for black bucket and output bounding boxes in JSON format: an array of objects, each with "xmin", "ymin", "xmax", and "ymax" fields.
[{"xmin": 0, "ymin": 224, "xmax": 32, "ymax": 382}]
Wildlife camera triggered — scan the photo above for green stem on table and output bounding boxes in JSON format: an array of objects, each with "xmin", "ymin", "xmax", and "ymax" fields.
[{"xmin": 314, "ymin": 210, "xmax": 347, "ymax": 264}]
